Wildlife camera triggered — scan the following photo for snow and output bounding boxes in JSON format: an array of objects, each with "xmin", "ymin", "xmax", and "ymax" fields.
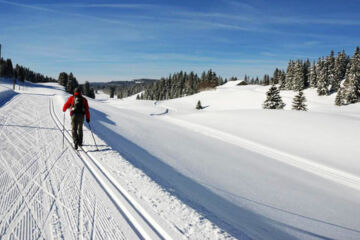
[
  {"xmin": 92, "ymin": 80, "xmax": 360, "ymax": 239},
  {"xmin": 0, "ymin": 85, "xmax": 17, "ymax": 107},
  {"xmin": 1, "ymin": 79, "xmax": 360, "ymax": 239}
]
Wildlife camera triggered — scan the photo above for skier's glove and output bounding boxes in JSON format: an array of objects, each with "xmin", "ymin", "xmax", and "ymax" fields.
[{"xmin": 86, "ymin": 119, "xmax": 90, "ymax": 123}]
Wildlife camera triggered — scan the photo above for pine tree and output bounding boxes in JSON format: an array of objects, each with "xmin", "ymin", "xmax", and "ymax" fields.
[
  {"xmin": 293, "ymin": 60, "xmax": 305, "ymax": 91},
  {"xmin": 309, "ymin": 62, "xmax": 317, "ymax": 88},
  {"xmin": 196, "ymin": 100, "xmax": 203, "ymax": 110},
  {"xmin": 292, "ymin": 91, "xmax": 307, "ymax": 111},
  {"xmin": 335, "ymin": 88, "xmax": 344, "ymax": 106},
  {"xmin": 317, "ymin": 60, "xmax": 329, "ymax": 96},
  {"xmin": 263, "ymin": 85, "xmax": 286, "ymax": 109},
  {"xmin": 272, "ymin": 68, "xmax": 280, "ymax": 85},
  {"xmin": 89, "ymin": 88, "xmax": 95, "ymax": 99},
  {"xmin": 285, "ymin": 61, "xmax": 295, "ymax": 90},
  {"xmin": 344, "ymin": 47, "xmax": 360, "ymax": 103},
  {"xmin": 303, "ymin": 59, "xmax": 311, "ymax": 87},
  {"xmin": 327, "ymin": 50, "xmax": 337, "ymax": 92},
  {"xmin": 109, "ymin": 87, "xmax": 115, "ymax": 98},
  {"xmin": 278, "ymin": 70, "xmax": 286, "ymax": 90},
  {"xmin": 84, "ymin": 81, "xmax": 90, "ymax": 96},
  {"xmin": 334, "ymin": 50, "xmax": 349, "ymax": 91}
]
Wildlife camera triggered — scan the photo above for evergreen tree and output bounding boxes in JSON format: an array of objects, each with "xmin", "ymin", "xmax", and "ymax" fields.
[
  {"xmin": 5, "ymin": 59, "xmax": 14, "ymax": 78},
  {"xmin": 84, "ymin": 81, "xmax": 90, "ymax": 96},
  {"xmin": 109, "ymin": 87, "xmax": 115, "ymax": 98},
  {"xmin": 89, "ymin": 88, "xmax": 95, "ymax": 99},
  {"xmin": 303, "ymin": 59, "xmax": 311, "ymax": 87},
  {"xmin": 196, "ymin": 100, "xmax": 203, "ymax": 110},
  {"xmin": 344, "ymin": 47, "xmax": 360, "ymax": 103},
  {"xmin": 327, "ymin": 50, "xmax": 337, "ymax": 92},
  {"xmin": 334, "ymin": 50, "xmax": 349, "ymax": 91},
  {"xmin": 292, "ymin": 91, "xmax": 307, "ymax": 111},
  {"xmin": 317, "ymin": 60, "xmax": 329, "ymax": 95},
  {"xmin": 293, "ymin": 60, "xmax": 305, "ymax": 91},
  {"xmin": 66, "ymin": 73, "xmax": 79, "ymax": 93},
  {"xmin": 309, "ymin": 61, "xmax": 317, "ymax": 88},
  {"xmin": 285, "ymin": 61, "xmax": 295, "ymax": 90},
  {"xmin": 278, "ymin": 70, "xmax": 286, "ymax": 90},
  {"xmin": 58, "ymin": 72, "xmax": 68, "ymax": 86},
  {"xmin": 263, "ymin": 85, "xmax": 286, "ymax": 109},
  {"xmin": 262, "ymin": 74, "xmax": 270, "ymax": 85},
  {"xmin": 335, "ymin": 88, "xmax": 344, "ymax": 106}
]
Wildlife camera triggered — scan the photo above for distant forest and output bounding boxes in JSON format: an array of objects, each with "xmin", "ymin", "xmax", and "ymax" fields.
[
  {"xmin": 262, "ymin": 46, "xmax": 360, "ymax": 105},
  {"xmin": 0, "ymin": 58, "xmax": 57, "ymax": 87},
  {"xmin": 58, "ymin": 72, "xmax": 95, "ymax": 99},
  {"xmin": 94, "ymin": 79, "xmax": 157, "ymax": 99},
  {"xmin": 139, "ymin": 69, "xmax": 224, "ymax": 100},
  {"xmin": 138, "ymin": 46, "xmax": 360, "ymax": 106}
]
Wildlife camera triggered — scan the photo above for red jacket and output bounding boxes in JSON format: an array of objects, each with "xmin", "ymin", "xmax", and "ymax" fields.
[{"xmin": 63, "ymin": 93, "xmax": 90, "ymax": 120}]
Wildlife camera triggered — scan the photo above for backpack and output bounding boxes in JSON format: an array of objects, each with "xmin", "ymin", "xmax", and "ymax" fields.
[{"xmin": 72, "ymin": 95, "xmax": 85, "ymax": 114}]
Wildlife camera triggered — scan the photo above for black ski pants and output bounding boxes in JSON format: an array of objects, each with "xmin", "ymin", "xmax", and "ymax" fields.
[{"xmin": 71, "ymin": 113, "xmax": 84, "ymax": 146}]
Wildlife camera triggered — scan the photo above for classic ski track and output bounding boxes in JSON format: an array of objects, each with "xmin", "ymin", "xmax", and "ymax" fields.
[
  {"xmin": 1, "ymin": 94, "xmax": 136, "ymax": 239},
  {"xmin": 0, "ymin": 94, "xmax": 24, "ymax": 134},
  {"xmin": 0, "ymin": 96, "xmax": 73, "ymax": 239},
  {"xmin": 162, "ymin": 115, "xmax": 360, "ymax": 192},
  {"xmin": 0, "ymin": 153, "xmax": 45, "ymax": 239},
  {"xmin": 50, "ymin": 98, "xmax": 174, "ymax": 240},
  {"xmin": 78, "ymin": 166, "xmax": 85, "ymax": 240}
]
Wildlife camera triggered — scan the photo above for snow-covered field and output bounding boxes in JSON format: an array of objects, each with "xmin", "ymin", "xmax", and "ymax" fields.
[{"xmin": 1, "ymin": 79, "xmax": 360, "ymax": 239}]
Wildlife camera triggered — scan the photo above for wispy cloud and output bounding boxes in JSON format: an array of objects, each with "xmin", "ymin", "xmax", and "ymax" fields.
[
  {"xmin": 69, "ymin": 3, "xmax": 157, "ymax": 9},
  {"xmin": 0, "ymin": 0, "xmax": 55, "ymax": 12},
  {"xmin": 268, "ymin": 16, "xmax": 360, "ymax": 26},
  {"xmin": 222, "ymin": 0, "xmax": 257, "ymax": 12}
]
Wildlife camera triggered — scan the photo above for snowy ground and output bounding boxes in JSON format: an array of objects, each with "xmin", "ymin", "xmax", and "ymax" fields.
[
  {"xmin": 0, "ymin": 79, "xmax": 233, "ymax": 240},
  {"xmin": 93, "ymin": 81, "xmax": 360, "ymax": 239},
  {"xmin": 1, "ymin": 79, "xmax": 360, "ymax": 239}
]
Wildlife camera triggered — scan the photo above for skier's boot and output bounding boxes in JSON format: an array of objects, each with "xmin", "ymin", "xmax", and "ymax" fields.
[{"xmin": 74, "ymin": 141, "xmax": 78, "ymax": 150}]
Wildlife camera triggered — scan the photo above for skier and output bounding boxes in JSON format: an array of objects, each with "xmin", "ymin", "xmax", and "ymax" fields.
[{"xmin": 63, "ymin": 88, "xmax": 90, "ymax": 149}]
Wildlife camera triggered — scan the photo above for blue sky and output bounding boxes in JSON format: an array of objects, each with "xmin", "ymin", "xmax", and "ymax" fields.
[{"xmin": 0, "ymin": 0, "xmax": 359, "ymax": 82}]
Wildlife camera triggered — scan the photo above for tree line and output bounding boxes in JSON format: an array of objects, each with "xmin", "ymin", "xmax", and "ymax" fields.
[
  {"xmin": 58, "ymin": 72, "xmax": 95, "ymax": 99},
  {"xmin": 246, "ymin": 47, "xmax": 360, "ymax": 107},
  {"xmin": 138, "ymin": 69, "xmax": 224, "ymax": 100},
  {"xmin": 0, "ymin": 58, "xmax": 57, "ymax": 89},
  {"xmin": 260, "ymin": 46, "xmax": 360, "ymax": 110}
]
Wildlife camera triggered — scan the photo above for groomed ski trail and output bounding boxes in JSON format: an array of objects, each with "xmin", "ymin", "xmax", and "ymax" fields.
[
  {"xmin": 49, "ymin": 98, "xmax": 174, "ymax": 240},
  {"xmin": 0, "ymin": 93, "xmax": 169, "ymax": 239},
  {"xmin": 161, "ymin": 115, "xmax": 360, "ymax": 192}
]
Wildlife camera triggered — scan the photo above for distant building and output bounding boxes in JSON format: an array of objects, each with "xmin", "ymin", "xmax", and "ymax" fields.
[{"xmin": 237, "ymin": 80, "xmax": 248, "ymax": 86}]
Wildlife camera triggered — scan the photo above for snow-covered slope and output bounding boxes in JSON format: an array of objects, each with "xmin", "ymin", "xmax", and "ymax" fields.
[
  {"xmin": 1, "ymin": 79, "xmax": 360, "ymax": 239},
  {"xmin": 0, "ymin": 81, "xmax": 234, "ymax": 239},
  {"xmin": 92, "ymin": 80, "xmax": 360, "ymax": 239}
]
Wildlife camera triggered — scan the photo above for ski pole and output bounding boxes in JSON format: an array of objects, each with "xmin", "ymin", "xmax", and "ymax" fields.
[
  {"xmin": 88, "ymin": 122, "xmax": 99, "ymax": 151},
  {"xmin": 63, "ymin": 113, "xmax": 65, "ymax": 149}
]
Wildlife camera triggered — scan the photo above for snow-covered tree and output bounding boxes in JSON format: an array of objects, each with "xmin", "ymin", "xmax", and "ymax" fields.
[
  {"xmin": 344, "ymin": 47, "xmax": 360, "ymax": 103},
  {"xmin": 292, "ymin": 91, "xmax": 307, "ymax": 111},
  {"xmin": 278, "ymin": 70, "xmax": 286, "ymax": 90},
  {"xmin": 334, "ymin": 50, "xmax": 349, "ymax": 91},
  {"xmin": 327, "ymin": 50, "xmax": 337, "ymax": 92},
  {"xmin": 309, "ymin": 62, "xmax": 317, "ymax": 88},
  {"xmin": 285, "ymin": 61, "xmax": 295, "ymax": 90},
  {"xmin": 335, "ymin": 88, "xmax": 344, "ymax": 106},
  {"xmin": 293, "ymin": 60, "xmax": 305, "ymax": 91},
  {"xmin": 303, "ymin": 58, "xmax": 311, "ymax": 88},
  {"xmin": 263, "ymin": 85, "xmax": 286, "ymax": 109},
  {"xmin": 196, "ymin": 100, "xmax": 203, "ymax": 110},
  {"xmin": 317, "ymin": 60, "xmax": 329, "ymax": 96}
]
